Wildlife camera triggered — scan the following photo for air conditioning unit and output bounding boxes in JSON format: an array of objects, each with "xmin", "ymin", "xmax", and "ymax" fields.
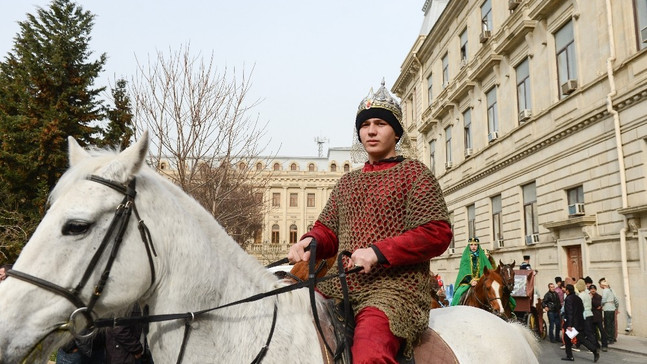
[
  {"xmin": 497, "ymin": 239, "xmax": 505, "ymax": 248},
  {"xmin": 508, "ymin": 0, "xmax": 522, "ymax": 10},
  {"xmin": 448, "ymin": 247, "xmax": 455, "ymax": 255},
  {"xmin": 525, "ymin": 234, "xmax": 539, "ymax": 245},
  {"xmin": 561, "ymin": 79, "xmax": 578, "ymax": 95},
  {"xmin": 568, "ymin": 202, "xmax": 585, "ymax": 216},
  {"xmin": 519, "ymin": 109, "xmax": 532, "ymax": 122},
  {"xmin": 488, "ymin": 131, "xmax": 499, "ymax": 142},
  {"xmin": 641, "ymin": 26, "xmax": 647, "ymax": 43},
  {"xmin": 445, "ymin": 161, "xmax": 453, "ymax": 169},
  {"xmin": 460, "ymin": 58, "xmax": 468, "ymax": 69},
  {"xmin": 480, "ymin": 30, "xmax": 492, "ymax": 43},
  {"xmin": 464, "ymin": 148, "xmax": 473, "ymax": 157}
]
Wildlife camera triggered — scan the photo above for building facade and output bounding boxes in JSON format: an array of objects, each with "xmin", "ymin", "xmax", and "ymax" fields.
[
  {"xmin": 394, "ymin": 0, "xmax": 647, "ymax": 335},
  {"xmin": 246, "ymin": 148, "xmax": 361, "ymax": 264}
]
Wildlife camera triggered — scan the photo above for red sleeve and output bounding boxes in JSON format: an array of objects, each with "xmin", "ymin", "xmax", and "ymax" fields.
[
  {"xmin": 300, "ymin": 220, "xmax": 339, "ymax": 259},
  {"xmin": 372, "ymin": 220, "xmax": 452, "ymax": 267}
]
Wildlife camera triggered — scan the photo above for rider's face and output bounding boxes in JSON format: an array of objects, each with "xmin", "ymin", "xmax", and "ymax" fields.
[{"xmin": 469, "ymin": 243, "xmax": 478, "ymax": 252}]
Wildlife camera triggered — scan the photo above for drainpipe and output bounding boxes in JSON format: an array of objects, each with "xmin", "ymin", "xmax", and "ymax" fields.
[{"xmin": 605, "ymin": 0, "xmax": 632, "ymax": 332}]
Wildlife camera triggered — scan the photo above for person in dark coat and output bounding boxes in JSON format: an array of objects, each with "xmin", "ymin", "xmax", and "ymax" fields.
[
  {"xmin": 542, "ymin": 282, "xmax": 562, "ymax": 343},
  {"xmin": 562, "ymin": 284, "xmax": 600, "ymax": 362},
  {"xmin": 589, "ymin": 285, "xmax": 608, "ymax": 351},
  {"xmin": 105, "ymin": 305, "xmax": 149, "ymax": 364}
]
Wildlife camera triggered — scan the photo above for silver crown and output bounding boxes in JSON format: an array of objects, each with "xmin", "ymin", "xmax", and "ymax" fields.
[{"xmin": 356, "ymin": 78, "xmax": 402, "ymax": 121}]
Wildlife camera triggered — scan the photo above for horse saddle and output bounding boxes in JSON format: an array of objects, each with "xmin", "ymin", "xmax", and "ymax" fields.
[{"xmin": 314, "ymin": 300, "xmax": 459, "ymax": 364}]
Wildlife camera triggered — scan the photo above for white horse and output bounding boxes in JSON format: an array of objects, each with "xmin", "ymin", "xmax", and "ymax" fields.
[{"xmin": 0, "ymin": 134, "xmax": 539, "ymax": 363}]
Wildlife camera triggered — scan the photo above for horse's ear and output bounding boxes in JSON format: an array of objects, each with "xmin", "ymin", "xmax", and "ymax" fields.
[
  {"xmin": 511, "ymin": 260, "xmax": 516, "ymax": 267},
  {"xmin": 68, "ymin": 136, "xmax": 91, "ymax": 167},
  {"xmin": 118, "ymin": 131, "xmax": 149, "ymax": 176},
  {"xmin": 499, "ymin": 259, "xmax": 504, "ymax": 266},
  {"xmin": 483, "ymin": 266, "xmax": 490, "ymax": 274}
]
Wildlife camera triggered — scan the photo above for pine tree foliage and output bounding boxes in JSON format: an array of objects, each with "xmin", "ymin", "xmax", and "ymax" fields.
[
  {"xmin": 0, "ymin": 0, "xmax": 107, "ymax": 262},
  {"xmin": 99, "ymin": 78, "xmax": 134, "ymax": 150}
]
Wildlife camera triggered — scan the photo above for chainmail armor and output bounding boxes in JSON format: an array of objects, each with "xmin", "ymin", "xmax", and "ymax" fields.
[{"xmin": 316, "ymin": 159, "xmax": 449, "ymax": 355}]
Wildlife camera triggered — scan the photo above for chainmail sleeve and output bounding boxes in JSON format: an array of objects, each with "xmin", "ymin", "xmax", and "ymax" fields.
[{"xmin": 316, "ymin": 159, "xmax": 449, "ymax": 355}]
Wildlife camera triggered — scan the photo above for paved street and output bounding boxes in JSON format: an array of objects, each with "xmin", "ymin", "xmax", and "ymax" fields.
[{"xmin": 538, "ymin": 337, "xmax": 646, "ymax": 364}]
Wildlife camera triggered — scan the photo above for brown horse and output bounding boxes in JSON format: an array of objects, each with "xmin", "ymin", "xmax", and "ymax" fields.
[
  {"xmin": 430, "ymin": 271, "xmax": 449, "ymax": 309},
  {"xmin": 496, "ymin": 260, "xmax": 516, "ymax": 319},
  {"xmin": 460, "ymin": 266, "xmax": 507, "ymax": 317}
]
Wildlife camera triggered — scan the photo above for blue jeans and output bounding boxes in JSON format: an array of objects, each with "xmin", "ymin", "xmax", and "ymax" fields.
[{"xmin": 547, "ymin": 311, "xmax": 561, "ymax": 342}]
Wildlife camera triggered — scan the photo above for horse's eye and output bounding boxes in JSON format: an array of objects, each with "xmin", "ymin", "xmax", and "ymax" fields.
[{"xmin": 62, "ymin": 221, "xmax": 93, "ymax": 236}]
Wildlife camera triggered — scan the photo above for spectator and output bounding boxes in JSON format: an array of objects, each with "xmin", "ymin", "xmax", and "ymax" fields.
[
  {"xmin": 542, "ymin": 283, "xmax": 562, "ymax": 343},
  {"xmin": 599, "ymin": 278, "xmax": 619, "ymax": 344},
  {"xmin": 589, "ymin": 284, "xmax": 608, "ymax": 351},
  {"xmin": 576, "ymin": 279, "xmax": 599, "ymax": 350},
  {"xmin": 562, "ymin": 284, "xmax": 600, "ymax": 362}
]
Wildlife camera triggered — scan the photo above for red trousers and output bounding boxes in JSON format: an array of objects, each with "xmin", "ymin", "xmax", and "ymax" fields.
[{"xmin": 352, "ymin": 306, "xmax": 402, "ymax": 364}]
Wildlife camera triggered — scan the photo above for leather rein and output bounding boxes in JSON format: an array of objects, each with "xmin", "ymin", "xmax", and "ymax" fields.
[{"xmin": 7, "ymin": 175, "xmax": 359, "ymax": 364}]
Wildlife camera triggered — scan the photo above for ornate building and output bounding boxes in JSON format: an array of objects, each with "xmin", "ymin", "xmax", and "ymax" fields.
[
  {"xmin": 246, "ymin": 148, "xmax": 362, "ymax": 265},
  {"xmin": 394, "ymin": 0, "xmax": 647, "ymax": 335}
]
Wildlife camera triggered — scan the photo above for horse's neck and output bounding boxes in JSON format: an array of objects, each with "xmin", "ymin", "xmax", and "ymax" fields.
[{"xmin": 139, "ymin": 176, "xmax": 321, "ymax": 362}]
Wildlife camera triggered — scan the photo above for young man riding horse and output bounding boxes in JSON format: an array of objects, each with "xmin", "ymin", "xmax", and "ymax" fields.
[{"xmin": 288, "ymin": 80, "xmax": 453, "ymax": 363}]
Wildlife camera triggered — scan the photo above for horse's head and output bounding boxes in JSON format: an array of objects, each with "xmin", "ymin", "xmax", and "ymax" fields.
[
  {"xmin": 0, "ymin": 133, "xmax": 154, "ymax": 363},
  {"xmin": 476, "ymin": 267, "xmax": 506, "ymax": 316},
  {"xmin": 498, "ymin": 259, "xmax": 516, "ymax": 293}
]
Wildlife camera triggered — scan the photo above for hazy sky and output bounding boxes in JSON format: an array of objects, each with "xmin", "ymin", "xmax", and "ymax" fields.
[{"xmin": 0, "ymin": 1, "xmax": 425, "ymax": 157}]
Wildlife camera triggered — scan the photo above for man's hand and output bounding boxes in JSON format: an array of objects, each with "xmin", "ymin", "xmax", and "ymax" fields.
[
  {"xmin": 288, "ymin": 237, "xmax": 313, "ymax": 263},
  {"xmin": 348, "ymin": 247, "xmax": 378, "ymax": 273}
]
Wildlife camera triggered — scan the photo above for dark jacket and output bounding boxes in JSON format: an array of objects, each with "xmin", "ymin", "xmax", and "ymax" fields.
[
  {"xmin": 591, "ymin": 292, "xmax": 603, "ymax": 323},
  {"xmin": 563, "ymin": 293, "xmax": 585, "ymax": 331},
  {"xmin": 105, "ymin": 306, "xmax": 145, "ymax": 364},
  {"xmin": 542, "ymin": 290, "xmax": 561, "ymax": 313}
]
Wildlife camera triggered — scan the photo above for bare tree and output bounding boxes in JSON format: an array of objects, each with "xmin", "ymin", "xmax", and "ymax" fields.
[{"xmin": 131, "ymin": 45, "xmax": 272, "ymax": 248}]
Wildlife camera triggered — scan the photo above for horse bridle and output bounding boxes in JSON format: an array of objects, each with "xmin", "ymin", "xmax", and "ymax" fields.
[
  {"xmin": 6, "ymin": 175, "xmax": 157, "ymax": 339},
  {"xmin": 468, "ymin": 276, "xmax": 504, "ymax": 316}
]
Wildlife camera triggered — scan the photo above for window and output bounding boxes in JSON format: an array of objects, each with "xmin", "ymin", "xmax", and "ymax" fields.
[
  {"xmin": 636, "ymin": 0, "xmax": 647, "ymax": 48},
  {"xmin": 289, "ymin": 193, "xmax": 298, "ymax": 207},
  {"xmin": 523, "ymin": 182, "xmax": 539, "ymax": 236},
  {"xmin": 271, "ymin": 224, "xmax": 280, "ymax": 244},
  {"xmin": 429, "ymin": 139, "xmax": 436, "ymax": 172},
  {"xmin": 492, "ymin": 195, "xmax": 503, "ymax": 242},
  {"xmin": 254, "ymin": 192, "xmax": 263, "ymax": 204},
  {"xmin": 463, "ymin": 108, "xmax": 472, "ymax": 151},
  {"xmin": 427, "ymin": 73, "xmax": 433, "ymax": 105},
  {"xmin": 460, "ymin": 28, "xmax": 468, "ymax": 61},
  {"xmin": 516, "ymin": 58, "xmax": 531, "ymax": 113},
  {"xmin": 445, "ymin": 126, "xmax": 452, "ymax": 165},
  {"xmin": 307, "ymin": 193, "xmax": 315, "ymax": 207},
  {"xmin": 254, "ymin": 228, "xmax": 262, "ymax": 244},
  {"xmin": 486, "ymin": 87, "xmax": 498, "ymax": 136},
  {"xmin": 256, "ymin": 162, "xmax": 263, "ymax": 171},
  {"xmin": 308, "ymin": 163, "xmax": 315, "ymax": 172},
  {"xmin": 442, "ymin": 53, "xmax": 449, "ymax": 88},
  {"xmin": 273, "ymin": 162, "xmax": 280, "ymax": 171},
  {"xmin": 289, "ymin": 224, "xmax": 298, "ymax": 244},
  {"xmin": 555, "ymin": 21, "xmax": 578, "ymax": 98},
  {"xmin": 330, "ymin": 163, "xmax": 337, "ymax": 172},
  {"xmin": 567, "ymin": 186, "xmax": 584, "ymax": 204},
  {"xmin": 467, "ymin": 204, "xmax": 476, "ymax": 238},
  {"xmin": 238, "ymin": 162, "xmax": 246, "ymax": 170},
  {"xmin": 272, "ymin": 192, "xmax": 280, "ymax": 207},
  {"xmin": 481, "ymin": 0, "xmax": 493, "ymax": 32},
  {"xmin": 344, "ymin": 163, "xmax": 350, "ymax": 172},
  {"xmin": 290, "ymin": 163, "xmax": 297, "ymax": 171}
]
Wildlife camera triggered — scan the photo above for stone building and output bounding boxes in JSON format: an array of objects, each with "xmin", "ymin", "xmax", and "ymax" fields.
[
  {"xmin": 393, "ymin": 0, "xmax": 647, "ymax": 335},
  {"xmin": 246, "ymin": 148, "xmax": 361, "ymax": 264}
]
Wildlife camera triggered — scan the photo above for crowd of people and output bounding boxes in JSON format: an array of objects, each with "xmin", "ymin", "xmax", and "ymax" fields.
[{"xmin": 542, "ymin": 275, "xmax": 620, "ymax": 362}]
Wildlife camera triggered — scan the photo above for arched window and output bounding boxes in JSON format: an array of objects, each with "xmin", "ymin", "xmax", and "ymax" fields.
[
  {"xmin": 159, "ymin": 161, "xmax": 167, "ymax": 170},
  {"xmin": 238, "ymin": 162, "xmax": 246, "ymax": 170},
  {"xmin": 330, "ymin": 163, "xmax": 337, "ymax": 172},
  {"xmin": 290, "ymin": 163, "xmax": 297, "ymax": 171},
  {"xmin": 343, "ymin": 163, "xmax": 350, "ymax": 172},
  {"xmin": 271, "ymin": 224, "xmax": 280, "ymax": 244},
  {"xmin": 256, "ymin": 162, "xmax": 263, "ymax": 171},
  {"xmin": 289, "ymin": 224, "xmax": 298, "ymax": 244},
  {"xmin": 273, "ymin": 163, "xmax": 280, "ymax": 171},
  {"xmin": 308, "ymin": 163, "xmax": 315, "ymax": 172}
]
